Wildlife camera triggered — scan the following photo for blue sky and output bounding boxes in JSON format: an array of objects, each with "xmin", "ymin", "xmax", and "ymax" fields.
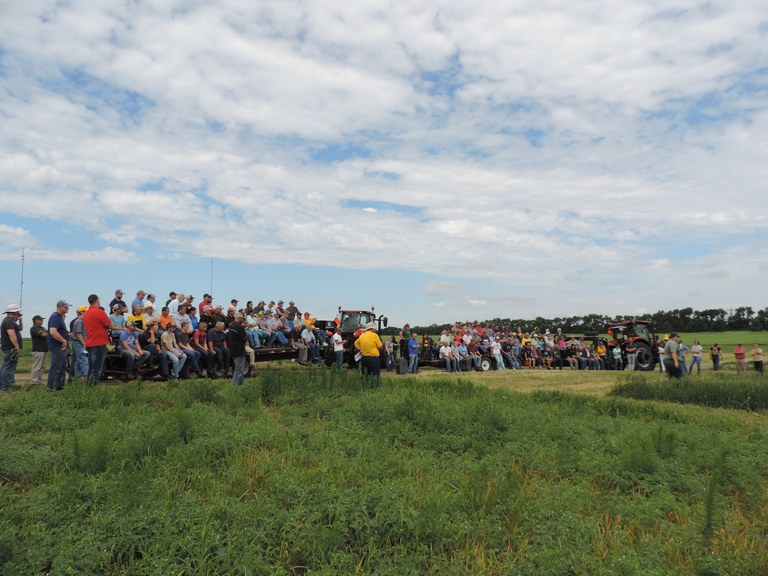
[{"xmin": 1, "ymin": 0, "xmax": 767, "ymax": 327}]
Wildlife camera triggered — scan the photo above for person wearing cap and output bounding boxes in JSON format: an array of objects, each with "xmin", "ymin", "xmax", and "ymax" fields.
[
  {"xmin": 69, "ymin": 305, "xmax": 89, "ymax": 381},
  {"xmin": 119, "ymin": 322, "xmax": 150, "ymax": 379},
  {"xmin": 160, "ymin": 322, "xmax": 187, "ymax": 379},
  {"xmin": 166, "ymin": 291, "xmax": 177, "ymax": 307},
  {"xmin": 733, "ymin": 343, "xmax": 747, "ymax": 374},
  {"xmin": 126, "ymin": 304, "xmax": 145, "ymax": 331},
  {"xmin": 1, "ymin": 305, "xmax": 24, "ymax": 391},
  {"xmin": 199, "ymin": 293, "xmax": 214, "ymax": 316},
  {"xmin": 110, "ymin": 303, "xmax": 127, "ymax": 340},
  {"xmin": 29, "ymin": 314, "xmax": 48, "ymax": 386},
  {"xmin": 300, "ymin": 322, "xmax": 321, "ymax": 365},
  {"xmin": 354, "ymin": 322, "xmax": 383, "ymax": 378},
  {"xmin": 109, "ymin": 289, "xmax": 127, "ymax": 313},
  {"xmin": 47, "ymin": 300, "xmax": 71, "ymax": 391},
  {"xmin": 662, "ymin": 332, "xmax": 682, "ymax": 379},
  {"xmin": 83, "ymin": 294, "xmax": 115, "ymax": 387},
  {"xmin": 227, "ymin": 313, "xmax": 249, "ymax": 385},
  {"xmin": 169, "ymin": 293, "xmax": 185, "ymax": 316},
  {"xmin": 407, "ymin": 333, "xmax": 421, "ymax": 374},
  {"xmin": 131, "ymin": 290, "xmax": 146, "ymax": 312}
]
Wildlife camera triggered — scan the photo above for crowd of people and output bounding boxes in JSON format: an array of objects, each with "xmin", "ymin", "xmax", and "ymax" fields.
[
  {"xmin": 395, "ymin": 321, "xmax": 765, "ymax": 376},
  {"xmin": 1, "ymin": 289, "xmax": 335, "ymax": 391},
  {"xmin": 2, "ymin": 299, "xmax": 764, "ymax": 391}
]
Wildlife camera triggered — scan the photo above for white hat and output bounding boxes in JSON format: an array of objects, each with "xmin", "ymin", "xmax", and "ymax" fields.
[
  {"xmin": 5, "ymin": 304, "xmax": 21, "ymax": 314},
  {"xmin": 365, "ymin": 322, "xmax": 377, "ymax": 330}
]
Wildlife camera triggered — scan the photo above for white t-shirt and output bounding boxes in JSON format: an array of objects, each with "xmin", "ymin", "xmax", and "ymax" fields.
[{"xmin": 332, "ymin": 333, "xmax": 344, "ymax": 352}]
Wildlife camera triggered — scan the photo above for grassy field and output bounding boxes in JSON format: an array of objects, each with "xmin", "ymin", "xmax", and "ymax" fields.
[{"xmin": 1, "ymin": 365, "xmax": 766, "ymax": 575}]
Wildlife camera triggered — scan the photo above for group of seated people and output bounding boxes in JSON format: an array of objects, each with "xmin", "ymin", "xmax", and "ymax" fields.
[
  {"xmin": 406, "ymin": 323, "xmax": 624, "ymax": 372},
  {"xmin": 104, "ymin": 289, "xmax": 325, "ymax": 379}
]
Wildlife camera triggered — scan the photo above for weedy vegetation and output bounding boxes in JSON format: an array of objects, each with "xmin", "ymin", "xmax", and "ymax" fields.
[{"xmin": 1, "ymin": 367, "xmax": 766, "ymax": 575}]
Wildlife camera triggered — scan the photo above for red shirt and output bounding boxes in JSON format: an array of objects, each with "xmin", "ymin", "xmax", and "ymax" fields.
[{"xmin": 83, "ymin": 306, "xmax": 112, "ymax": 347}]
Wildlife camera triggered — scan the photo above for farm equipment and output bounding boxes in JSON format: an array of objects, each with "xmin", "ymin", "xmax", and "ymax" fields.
[
  {"xmin": 315, "ymin": 307, "xmax": 389, "ymax": 368},
  {"xmin": 606, "ymin": 320, "xmax": 657, "ymax": 371}
]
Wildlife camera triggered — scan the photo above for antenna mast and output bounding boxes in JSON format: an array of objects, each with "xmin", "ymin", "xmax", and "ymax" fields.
[{"xmin": 19, "ymin": 247, "xmax": 25, "ymax": 309}]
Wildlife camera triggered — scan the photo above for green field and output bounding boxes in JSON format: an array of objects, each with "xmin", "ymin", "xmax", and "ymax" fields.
[{"xmin": 1, "ymin": 367, "xmax": 766, "ymax": 575}]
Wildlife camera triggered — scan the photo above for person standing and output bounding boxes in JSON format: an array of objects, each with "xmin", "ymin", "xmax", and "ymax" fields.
[
  {"xmin": 47, "ymin": 300, "xmax": 71, "ymax": 391},
  {"xmin": 407, "ymin": 333, "xmax": 420, "ymax": 374},
  {"xmin": 688, "ymin": 339, "xmax": 703, "ymax": 375},
  {"xmin": 70, "ymin": 306, "xmax": 89, "ymax": 381},
  {"xmin": 625, "ymin": 340, "xmax": 637, "ymax": 371},
  {"xmin": 733, "ymin": 343, "xmax": 747, "ymax": 373},
  {"xmin": 662, "ymin": 333, "xmax": 682, "ymax": 379},
  {"xmin": 709, "ymin": 343, "xmax": 722, "ymax": 371},
  {"xmin": 1, "ymin": 305, "xmax": 23, "ymax": 391},
  {"xmin": 109, "ymin": 289, "xmax": 127, "ymax": 312},
  {"xmin": 29, "ymin": 315, "xmax": 48, "ymax": 386},
  {"xmin": 227, "ymin": 313, "xmax": 249, "ymax": 385},
  {"xmin": 332, "ymin": 326, "xmax": 346, "ymax": 369},
  {"xmin": 355, "ymin": 322, "xmax": 383, "ymax": 379},
  {"xmin": 83, "ymin": 294, "xmax": 115, "ymax": 387},
  {"xmin": 751, "ymin": 344, "xmax": 763, "ymax": 374}
]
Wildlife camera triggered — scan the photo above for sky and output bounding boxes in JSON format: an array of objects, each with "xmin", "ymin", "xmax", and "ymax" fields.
[{"xmin": 1, "ymin": 0, "xmax": 767, "ymax": 328}]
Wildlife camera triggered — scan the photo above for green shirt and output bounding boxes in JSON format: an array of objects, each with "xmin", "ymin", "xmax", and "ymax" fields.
[{"xmin": 663, "ymin": 339, "xmax": 679, "ymax": 362}]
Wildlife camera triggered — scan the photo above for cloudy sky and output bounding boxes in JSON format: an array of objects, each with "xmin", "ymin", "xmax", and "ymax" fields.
[{"xmin": 1, "ymin": 0, "xmax": 767, "ymax": 327}]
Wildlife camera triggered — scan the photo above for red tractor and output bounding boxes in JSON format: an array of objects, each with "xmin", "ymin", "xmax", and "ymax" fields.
[
  {"xmin": 606, "ymin": 320, "xmax": 657, "ymax": 371},
  {"xmin": 315, "ymin": 307, "xmax": 389, "ymax": 368}
]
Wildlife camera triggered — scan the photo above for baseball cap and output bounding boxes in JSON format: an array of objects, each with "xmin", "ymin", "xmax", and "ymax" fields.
[{"xmin": 56, "ymin": 300, "xmax": 71, "ymax": 308}]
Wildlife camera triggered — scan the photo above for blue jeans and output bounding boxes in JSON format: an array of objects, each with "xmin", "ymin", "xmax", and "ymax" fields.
[
  {"xmin": 335, "ymin": 350, "xmax": 344, "ymax": 369},
  {"xmin": 182, "ymin": 349, "xmax": 201, "ymax": 373},
  {"xmin": 165, "ymin": 351, "xmax": 186, "ymax": 378},
  {"xmin": 408, "ymin": 354, "xmax": 418, "ymax": 373},
  {"xmin": 689, "ymin": 355, "xmax": 701, "ymax": 374},
  {"xmin": 87, "ymin": 345, "xmax": 108, "ymax": 387},
  {"xmin": 1, "ymin": 349, "xmax": 19, "ymax": 390},
  {"xmin": 72, "ymin": 341, "xmax": 89, "ymax": 377},
  {"xmin": 232, "ymin": 356, "xmax": 246, "ymax": 386},
  {"xmin": 48, "ymin": 346, "xmax": 68, "ymax": 390},
  {"xmin": 247, "ymin": 328, "xmax": 262, "ymax": 347}
]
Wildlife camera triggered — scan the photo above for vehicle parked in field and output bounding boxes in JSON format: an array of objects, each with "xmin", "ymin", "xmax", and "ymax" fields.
[
  {"xmin": 605, "ymin": 320, "xmax": 657, "ymax": 371},
  {"xmin": 315, "ymin": 307, "xmax": 389, "ymax": 368}
]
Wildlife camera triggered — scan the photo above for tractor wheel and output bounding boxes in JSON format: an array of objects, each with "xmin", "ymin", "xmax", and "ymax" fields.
[
  {"xmin": 634, "ymin": 343, "xmax": 654, "ymax": 371},
  {"xmin": 477, "ymin": 358, "xmax": 492, "ymax": 371}
]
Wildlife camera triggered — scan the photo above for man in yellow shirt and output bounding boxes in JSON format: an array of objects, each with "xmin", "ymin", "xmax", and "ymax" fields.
[{"xmin": 355, "ymin": 322, "xmax": 382, "ymax": 378}]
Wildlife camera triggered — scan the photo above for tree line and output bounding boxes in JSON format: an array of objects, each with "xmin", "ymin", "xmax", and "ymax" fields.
[{"xmin": 387, "ymin": 306, "xmax": 767, "ymax": 337}]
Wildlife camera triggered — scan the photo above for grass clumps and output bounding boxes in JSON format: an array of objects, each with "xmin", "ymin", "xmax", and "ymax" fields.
[
  {"xmin": 610, "ymin": 372, "xmax": 768, "ymax": 410},
  {"xmin": 0, "ymin": 369, "xmax": 766, "ymax": 574}
]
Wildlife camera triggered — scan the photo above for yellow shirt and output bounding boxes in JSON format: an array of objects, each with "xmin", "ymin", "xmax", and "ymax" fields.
[{"xmin": 355, "ymin": 330, "xmax": 382, "ymax": 356}]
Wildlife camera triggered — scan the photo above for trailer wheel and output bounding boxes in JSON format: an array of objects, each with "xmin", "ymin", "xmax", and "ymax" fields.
[
  {"xmin": 634, "ymin": 343, "xmax": 654, "ymax": 371},
  {"xmin": 477, "ymin": 358, "xmax": 491, "ymax": 371}
]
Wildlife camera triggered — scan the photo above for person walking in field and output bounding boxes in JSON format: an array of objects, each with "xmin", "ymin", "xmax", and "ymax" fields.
[
  {"xmin": 751, "ymin": 344, "xmax": 763, "ymax": 374},
  {"xmin": 688, "ymin": 339, "xmax": 703, "ymax": 375},
  {"xmin": 733, "ymin": 343, "xmax": 747, "ymax": 373}
]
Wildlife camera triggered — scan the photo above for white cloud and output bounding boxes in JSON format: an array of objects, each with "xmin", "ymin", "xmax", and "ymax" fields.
[{"xmin": 0, "ymin": 0, "xmax": 766, "ymax": 322}]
